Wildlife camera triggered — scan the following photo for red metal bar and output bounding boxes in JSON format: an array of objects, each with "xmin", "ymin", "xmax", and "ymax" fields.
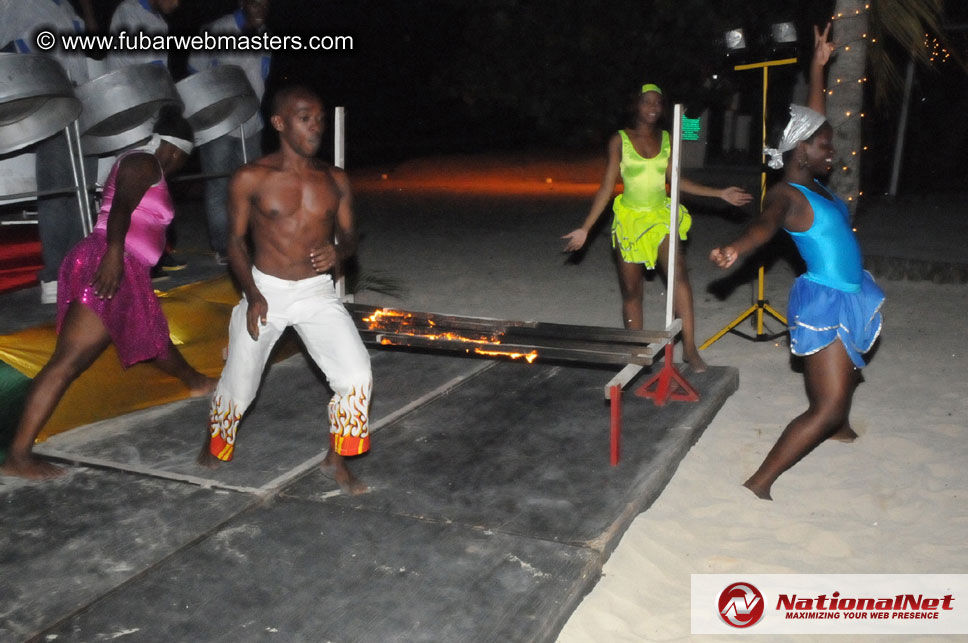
[
  {"xmin": 610, "ymin": 385, "xmax": 621, "ymax": 466},
  {"xmin": 635, "ymin": 344, "xmax": 700, "ymax": 406}
]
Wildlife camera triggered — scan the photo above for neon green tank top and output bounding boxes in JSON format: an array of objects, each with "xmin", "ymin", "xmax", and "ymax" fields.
[{"xmin": 618, "ymin": 129, "xmax": 669, "ymax": 210}]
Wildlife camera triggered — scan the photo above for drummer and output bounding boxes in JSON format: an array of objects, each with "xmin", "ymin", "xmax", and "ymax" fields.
[
  {"xmin": 108, "ymin": 0, "xmax": 187, "ymax": 276},
  {"xmin": 107, "ymin": 0, "xmax": 179, "ymax": 72},
  {"xmin": 1, "ymin": 0, "xmax": 97, "ymax": 305},
  {"xmin": 188, "ymin": 0, "xmax": 272, "ymax": 265}
]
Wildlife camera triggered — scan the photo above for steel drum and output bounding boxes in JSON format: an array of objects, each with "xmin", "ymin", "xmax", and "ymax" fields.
[
  {"xmin": 76, "ymin": 64, "xmax": 181, "ymax": 155},
  {"xmin": 0, "ymin": 54, "xmax": 82, "ymax": 155},
  {"xmin": 176, "ymin": 65, "xmax": 259, "ymax": 146}
]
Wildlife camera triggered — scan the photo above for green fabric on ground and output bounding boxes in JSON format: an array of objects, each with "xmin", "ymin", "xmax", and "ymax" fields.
[{"xmin": 0, "ymin": 360, "xmax": 31, "ymax": 462}]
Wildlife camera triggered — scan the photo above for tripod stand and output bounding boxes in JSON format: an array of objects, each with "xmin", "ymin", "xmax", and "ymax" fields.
[{"xmin": 701, "ymin": 57, "xmax": 797, "ymax": 349}]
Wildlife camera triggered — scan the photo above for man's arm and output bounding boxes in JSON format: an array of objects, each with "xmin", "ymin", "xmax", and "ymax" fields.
[
  {"xmin": 332, "ymin": 168, "xmax": 358, "ymax": 261},
  {"xmin": 226, "ymin": 165, "xmax": 268, "ymax": 340},
  {"xmin": 310, "ymin": 167, "xmax": 357, "ymax": 273},
  {"xmin": 76, "ymin": 0, "xmax": 98, "ymax": 32}
]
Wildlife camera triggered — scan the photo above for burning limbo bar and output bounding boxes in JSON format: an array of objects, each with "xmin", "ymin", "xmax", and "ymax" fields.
[{"xmin": 346, "ymin": 304, "xmax": 669, "ymax": 366}]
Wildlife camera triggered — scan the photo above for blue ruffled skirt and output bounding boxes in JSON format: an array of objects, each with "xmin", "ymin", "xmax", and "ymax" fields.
[{"xmin": 787, "ymin": 271, "xmax": 884, "ymax": 368}]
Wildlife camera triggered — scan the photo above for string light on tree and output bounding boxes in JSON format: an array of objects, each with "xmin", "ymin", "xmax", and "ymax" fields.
[
  {"xmin": 924, "ymin": 33, "xmax": 951, "ymax": 64},
  {"xmin": 827, "ymin": 1, "xmax": 872, "ymax": 207}
]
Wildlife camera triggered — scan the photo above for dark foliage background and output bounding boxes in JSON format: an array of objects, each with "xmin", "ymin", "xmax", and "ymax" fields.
[{"xmin": 83, "ymin": 0, "xmax": 968, "ymax": 193}]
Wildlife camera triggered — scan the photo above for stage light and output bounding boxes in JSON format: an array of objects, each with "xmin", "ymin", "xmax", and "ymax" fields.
[
  {"xmin": 767, "ymin": 21, "xmax": 798, "ymax": 59},
  {"xmin": 770, "ymin": 22, "xmax": 797, "ymax": 44},
  {"xmin": 725, "ymin": 28, "xmax": 746, "ymax": 51}
]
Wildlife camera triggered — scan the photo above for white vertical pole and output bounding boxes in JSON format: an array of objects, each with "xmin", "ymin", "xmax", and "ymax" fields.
[
  {"xmin": 239, "ymin": 121, "xmax": 248, "ymax": 164},
  {"xmin": 888, "ymin": 59, "xmax": 915, "ymax": 197},
  {"xmin": 334, "ymin": 106, "xmax": 348, "ymax": 300},
  {"xmin": 66, "ymin": 122, "xmax": 92, "ymax": 236},
  {"xmin": 334, "ymin": 106, "xmax": 345, "ymax": 169},
  {"xmin": 665, "ymin": 104, "xmax": 683, "ymax": 330}
]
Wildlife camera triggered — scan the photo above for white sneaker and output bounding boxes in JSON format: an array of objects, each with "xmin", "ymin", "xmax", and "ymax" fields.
[{"xmin": 40, "ymin": 280, "xmax": 58, "ymax": 305}]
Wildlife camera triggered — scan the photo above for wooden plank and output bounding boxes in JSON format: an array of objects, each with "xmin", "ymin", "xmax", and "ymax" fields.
[
  {"xmin": 347, "ymin": 303, "xmax": 678, "ymax": 346},
  {"xmin": 503, "ymin": 319, "xmax": 679, "ymax": 344},
  {"xmin": 373, "ymin": 333, "xmax": 653, "ymax": 366}
]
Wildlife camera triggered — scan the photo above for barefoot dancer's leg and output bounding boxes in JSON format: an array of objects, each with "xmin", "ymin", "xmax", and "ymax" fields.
[
  {"xmin": 829, "ymin": 369, "xmax": 861, "ymax": 442},
  {"xmin": 321, "ymin": 450, "xmax": 369, "ymax": 496},
  {"xmin": 1, "ymin": 303, "xmax": 111, "ymax": 479},
  {"xmin": 292, "ymin": 279, "xmax": 372, "ymax": 496},
  {"xmin": 744, "ymin": 341, "xmax": 858, "ymax": 500},
  {"xmin": 657, "ymin": 237, "xmax": 707, "ymax": 372},
  {"xmin": 151, "ymin": 340, "xmax": 217, "ymax": 397},
  {"xmin": 616, "ymin": 251, "xmax": 645, "ymax": 330},
  {"xmin": 199, "ymin": 294, "xmax": 285, "ymax": 465}
]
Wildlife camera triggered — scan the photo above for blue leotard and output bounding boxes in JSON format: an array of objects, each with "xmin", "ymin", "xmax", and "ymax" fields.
[
  {"xmin": 783, "ymin": 180, "xmax": 884, "ymax": 368},
  {"xmin": 785, "ymin": 181, "xmax": 862, "ymax": 293}
]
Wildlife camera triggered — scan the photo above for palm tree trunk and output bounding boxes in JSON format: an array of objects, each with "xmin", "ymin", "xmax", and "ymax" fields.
[{"xmin": 827, "ymin": 0, "xmax": 870, "ymax": 215}]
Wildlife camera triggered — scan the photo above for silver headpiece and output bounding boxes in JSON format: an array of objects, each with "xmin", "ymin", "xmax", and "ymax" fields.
[{"xmin": 764, "ymin": 105, "xmax": 826, "ymax": 170}]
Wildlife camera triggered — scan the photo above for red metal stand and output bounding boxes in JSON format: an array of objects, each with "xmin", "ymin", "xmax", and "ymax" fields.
[
  {"xmin": 635, "ymin": 344, "xmax": 699, "ymax": 406},
  {"xmin": 609, "ymin": 385, "xmax": 621, "ymax": 466}
]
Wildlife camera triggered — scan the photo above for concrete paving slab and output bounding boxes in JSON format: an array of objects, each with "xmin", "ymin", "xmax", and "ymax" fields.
[
  {"xmin": 0, "ymin": 468, "xmax": 254, "ymax": 642},
  {"xmin": 34, "ymin": 350, "xmax": 490, "ymax": 493},
  {"xmin": 36, "ymin": 498, "xmax": 600, "ymax": 643},
  {"xmin": 283, "ymin": 362, "xmax": 739, "ymax": 551},
  {"xmin": 4, "ymin": 355, "xmax": 736, "ymax": 643}
]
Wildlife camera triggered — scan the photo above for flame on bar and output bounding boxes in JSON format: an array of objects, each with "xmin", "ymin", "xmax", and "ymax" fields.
[
  {"xmin": 366, "ymin": 308, "xmax": 540, "ymax": 363},
  {"xmin": 378, "ymin": 332, "xmax": 495, "ymax": 345},
  {"xmin": 363, "ymin": 308, "xmax": 434, "ymax": 327},
  {"xmin": 474, "ymin": 347, "xmax": 539, "ymax": 363}
]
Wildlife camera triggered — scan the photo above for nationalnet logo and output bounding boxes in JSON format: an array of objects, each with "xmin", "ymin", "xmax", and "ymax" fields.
[
  {"xmin": 693, "ymin": 574, "xmax": 968, "ymax": 635},
  {"xmin": 718, "ymin": 582, "xmax": 765, "ymax": 628}
]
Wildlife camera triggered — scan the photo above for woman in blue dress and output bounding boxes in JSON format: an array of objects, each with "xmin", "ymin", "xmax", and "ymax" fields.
[{"xmin": 710, "ymin": 24, "xmax": 884, "ymax": 500}]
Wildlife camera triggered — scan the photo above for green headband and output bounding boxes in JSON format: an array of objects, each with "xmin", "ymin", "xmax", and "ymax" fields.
[{"xmin": 641, "ymin": 83, "xmax": 663, "ymax": 95}]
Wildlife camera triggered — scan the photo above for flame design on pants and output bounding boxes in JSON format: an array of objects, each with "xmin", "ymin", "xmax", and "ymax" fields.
[
  {"xmin": 329, "ymin": 381, "xmax": 371, "ymax": 456},
  {"xmin": 204, "ymin": 268, "xmax": 372, "ymax": 463},
  {"xmin": 208, "ymin": 393, "xmax": 244, "ymax": 461}
]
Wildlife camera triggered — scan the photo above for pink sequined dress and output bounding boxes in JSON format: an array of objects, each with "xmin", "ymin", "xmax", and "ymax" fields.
[{"xmin": 57, "ymin": 151, "xmax": 174, "ymax": 367}]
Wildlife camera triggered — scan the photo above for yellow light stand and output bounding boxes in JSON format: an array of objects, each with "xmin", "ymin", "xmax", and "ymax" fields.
[{"xmin": 700, "ymin": 57, "xmax": 796, "ymax": 349}]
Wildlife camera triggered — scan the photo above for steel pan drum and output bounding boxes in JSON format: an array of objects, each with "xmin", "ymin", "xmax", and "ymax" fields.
[
  {"xmin": 0, "ymin": 54, "xmax": 82, "ymax": 155},
  {"xmin": 176, "ymin": 65, "xmax": 259, "ymax": 146},
  {"xmin": 76, "ymin": 64, "xmax": 181, "ymax": 155}
]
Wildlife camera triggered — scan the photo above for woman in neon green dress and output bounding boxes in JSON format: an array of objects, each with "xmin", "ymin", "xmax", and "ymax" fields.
[{"xmin": 562, "ymin": 84, "xmax": 752, "ymax": 371}]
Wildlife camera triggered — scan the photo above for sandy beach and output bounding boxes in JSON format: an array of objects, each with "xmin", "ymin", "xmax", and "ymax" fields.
[{"xmin": 348, "ymin": 156, "xmax": 968, "ymax": 642}]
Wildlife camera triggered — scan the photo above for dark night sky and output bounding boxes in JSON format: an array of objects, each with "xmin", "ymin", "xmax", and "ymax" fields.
[{"xmin": 82, "ymin": 0, "xmax": 968, "ymax": 192}]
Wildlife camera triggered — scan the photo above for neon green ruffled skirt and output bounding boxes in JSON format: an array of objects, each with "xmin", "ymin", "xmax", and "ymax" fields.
[{"xmin": 611, "ymin": 194, "xmax": 692, "ymax": 268}]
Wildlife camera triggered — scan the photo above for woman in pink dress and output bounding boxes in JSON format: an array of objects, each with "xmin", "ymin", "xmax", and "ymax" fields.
[{"xmin": 1, "ymin": 108, "xmax": 216, "ymax": 479}]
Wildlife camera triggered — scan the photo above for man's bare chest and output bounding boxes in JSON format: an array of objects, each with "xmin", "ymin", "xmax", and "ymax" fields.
[{"xmin": 252, "ymin": 174, "xmax": 338, "ymax": 222}]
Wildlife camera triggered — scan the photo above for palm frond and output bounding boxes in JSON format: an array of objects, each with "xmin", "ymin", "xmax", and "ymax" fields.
[{"xmin": 869, "ymin": 0, "xmax": 965, "ymax": 106}]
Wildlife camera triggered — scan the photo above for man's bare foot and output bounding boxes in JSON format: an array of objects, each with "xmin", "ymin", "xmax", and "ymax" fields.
[
  {"xmin": 321, "ymin": 451, "xmax": 368, "ymax": 495},
  {"xmin": 827, "ymin": 424, "xmax": 858, "ymax": 442},
  {"xmin": 742, "ymin": 478, "xmax": 773, "ymax": 501},
  {"xmin": 0, "ymin": 454, "xmax": 67, "ymax": 480},
  {"xmin": 196, "ymin": 444, "xmax": 222, "ymax": 469},
  {"xmin": 188, "ymin": 376, "xmax": 218, "ymax": 398},
  {"xmin": 684, "ymin": 348, "xmax": 708, "ymax": 373}
]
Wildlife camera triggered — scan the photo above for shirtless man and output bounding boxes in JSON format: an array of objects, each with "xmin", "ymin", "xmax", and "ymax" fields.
[{"xmin": 198, "ymin": 86, "xmax": 372, "ymax": 495}]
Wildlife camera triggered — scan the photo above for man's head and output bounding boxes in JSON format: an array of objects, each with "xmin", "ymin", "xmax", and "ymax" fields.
[
  {"xmin": 270, "ymin": 85, "xmax": 324, "ymax": 158},
  {"xmin": 241, "ymin": 0, "xmax": 270, "ymax": 31},
  {"xmin": 150, "ymin": 0, "xmax": 181, "ymax": 15}
]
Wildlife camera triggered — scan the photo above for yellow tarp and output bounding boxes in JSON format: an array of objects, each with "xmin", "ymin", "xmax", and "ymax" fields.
[{"xmin": 0, "ymin": 276, "xmax": 248, "ymax": 442}]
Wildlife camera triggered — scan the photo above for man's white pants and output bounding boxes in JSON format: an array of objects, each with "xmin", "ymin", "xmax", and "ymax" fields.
[{"xmin": 207, "ymin": 268, "xmax": 372, "ymax": 461}]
